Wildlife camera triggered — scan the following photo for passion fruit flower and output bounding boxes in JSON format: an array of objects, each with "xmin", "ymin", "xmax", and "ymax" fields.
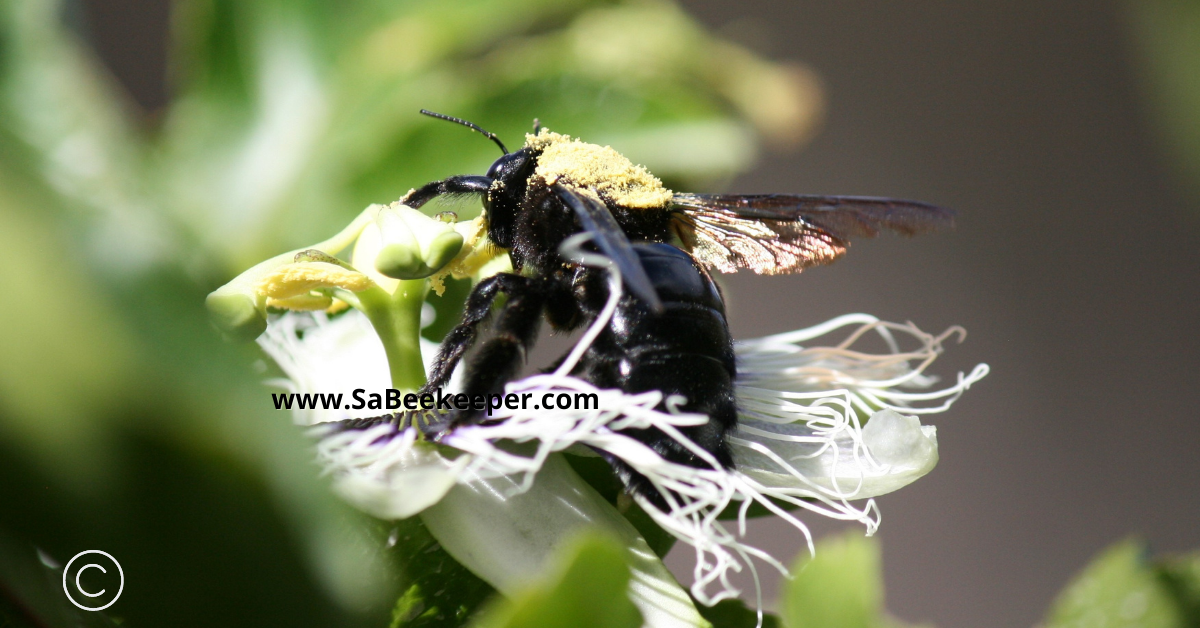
[
  {"xmin": 220, "ymin": 202, "xmax": 988, "ymax": 627},
  {"xmin": 207, "ymin": 200, "xmax": 500, "ymax": 388}
]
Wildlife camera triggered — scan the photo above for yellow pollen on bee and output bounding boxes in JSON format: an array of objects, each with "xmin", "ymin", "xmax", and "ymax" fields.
[
  {"xmin": 526, "ymin": 129, "xmax": 673, "ymax": 209},
  {"xmin": 427, "ymin": 215, "xmax": 500, "ymax": 296}
]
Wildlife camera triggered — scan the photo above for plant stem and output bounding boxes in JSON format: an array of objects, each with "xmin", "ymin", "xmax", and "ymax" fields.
[{"xmin": 357, "ymin": 280, "xmax": 428, "ymax": 391}]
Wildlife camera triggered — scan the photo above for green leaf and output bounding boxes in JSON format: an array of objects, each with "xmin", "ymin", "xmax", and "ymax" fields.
[
  {"xmin": 618, "ymin": 500, "xmax": 677, "ymax": 559},
  {"xmin": 780, "ymin": 533, "xmax": 881, "ymax": 628},
  {"xmin": 380, "ymin": 516, "xmax": 497, "ymax": 628},
  {"xmin": 421, "ymin": 453, "xmax": 706, "ymax": 626},
  {"xmin": 695, "ymin": 598, "xmax": 780, "ymax": 628},
  {"xmin": 1158, "ymin": 550, "xmax": 1200, "ymax": 625},
  {"xmin": 1043, "ymin": 538, "xmax": 1184, "ymax": 628},
  {"xmin": 468, "ymin": 532, "xmax": 641, "ymax": 628}
]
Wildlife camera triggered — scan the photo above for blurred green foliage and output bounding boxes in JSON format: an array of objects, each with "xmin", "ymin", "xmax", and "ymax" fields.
[
  {"xmin": 1042, "ymin": 539, "xmax": 1200, "ymax": 628},
  {"xmin": 1126, "ymin": 0, "xmax": 1200, "ymax": 206},
  {"xmin": 781, "ymin": 533, "xmax": 881, "ymax": 628},
  {"xmin": 6, "ymin": 0, "xmax": 816, "ymax": 274},
  {"xmin": 695, "ymin": 599, "xmax": 779, "ymax": 628},
  {"xmin": 467, "ymin": 533, "xmax": 640, "ymax": 628},
  {"xmin": 779, "ymin": 533, "xmax": 930, "ymax": 628},
  {"xmin": 0, "ymin": 0, "xmax": 816, "ymax": 625}
]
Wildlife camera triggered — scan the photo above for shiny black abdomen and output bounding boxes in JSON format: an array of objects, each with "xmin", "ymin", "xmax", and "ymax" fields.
[{"xmin": 570, "ymin": 243, "xmax": 737, "ymax": 477}]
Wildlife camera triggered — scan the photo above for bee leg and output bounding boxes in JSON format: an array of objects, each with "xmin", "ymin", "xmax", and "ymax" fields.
[
  {"xmin": 332, "ymin": 273, "xmax": 538, "ymax": 435},
  {"xmin": 402, "ymin": 175, "xmax": 493, "ymax": 208},
  {"xmin": 424, "ymin": 275, "xmax": 547, "ymax": 435},
  {"xmin": 424, "ymin": 273, "xmax": 536, "ymax": 391},
  {"xmin": 334, "ymin": 408, "xmax": 431, "ymax": 432},
  {"xmin": 457, "ymin": 278, "xmax": 546, "ymax": 395}
]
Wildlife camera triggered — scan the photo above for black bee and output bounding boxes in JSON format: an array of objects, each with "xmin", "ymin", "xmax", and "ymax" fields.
[{"xmin": 360, "ymin": 110, "xmax": 952, "ymax": 500}]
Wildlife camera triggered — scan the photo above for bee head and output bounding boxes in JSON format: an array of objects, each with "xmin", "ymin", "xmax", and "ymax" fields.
[
  {"xmin": 485, "ymin": 149, "xmax": 531, "ymax": 181},
  {"xmin": 480, "ymin": 148, "xmax": 535, "ymax": 250},
  {"xmin": 419, "ymin": 110, "xmax": 525, "ymax": 248}
]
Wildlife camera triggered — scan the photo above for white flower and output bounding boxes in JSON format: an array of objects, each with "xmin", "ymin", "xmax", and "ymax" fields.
[
  {"xmin": 227, "ymin": 201, "xmax": 988, "ymax": 626},
  {"xmin": 258, "ymin": 267, "xmax": 987, "ymax": 621}
]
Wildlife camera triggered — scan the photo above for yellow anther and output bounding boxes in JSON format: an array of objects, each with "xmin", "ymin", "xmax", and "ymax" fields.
[
  {"xmin": 266, "ymin": 293, "xmax": 335, "ymax": 311},
  {"xmin": 258, "ymin": 262, "xmax": 374, "ymax": 300}
]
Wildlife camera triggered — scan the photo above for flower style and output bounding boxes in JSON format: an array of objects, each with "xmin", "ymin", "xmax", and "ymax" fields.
[{"xmin": 212, "ymin": 200, "xmax": 988, "ymax": 627}]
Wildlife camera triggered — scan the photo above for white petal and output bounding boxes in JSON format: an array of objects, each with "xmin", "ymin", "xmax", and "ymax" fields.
[
  {"xmin": 731, "ymin": 409, "xmax": 938, "ymax": 500},
  {"xmin": 317, "ymin": 426, "xmax": 468, "ymax": 519},
  {"xmin": 860, "ymin": 409, "xmax": 939, "ymax": 495},
  {"xmin": 257, "ymin": 310, "xmax": 442, "ymax": 425},
  {"xmin": 257, "ymin": 311, "xmax": 390, "ymax": 424},
  {"xmin": 420, "ymin": 454, "xmax": 706, "ymax": 628},
  {"xmin": 727, "ymin": 315, "xmax": 986, "ymax": 501}
]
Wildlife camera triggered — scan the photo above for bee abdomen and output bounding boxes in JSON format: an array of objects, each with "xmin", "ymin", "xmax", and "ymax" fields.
[{"xmin": 569, "ymin": 242, "xmax": 738, "ymax": 491}]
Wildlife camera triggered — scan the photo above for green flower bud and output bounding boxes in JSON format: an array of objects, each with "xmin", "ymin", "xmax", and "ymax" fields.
[{"xmin": 370, "ymin": 203, "xmax": 464, "ymax": 280}]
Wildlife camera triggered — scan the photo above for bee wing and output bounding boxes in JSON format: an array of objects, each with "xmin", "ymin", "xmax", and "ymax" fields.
[
  {"xmin": 554, "ymin": 183, "xmax": 664, "ymax": 312},
  {"xmin": 670, "ymin": 193, "xmax": 954, "ymax": 275}
]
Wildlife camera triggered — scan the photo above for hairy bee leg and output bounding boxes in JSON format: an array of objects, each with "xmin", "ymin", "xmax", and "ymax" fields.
[
  {"xmin": 333, "ymin": 274, "xmax": 544, "ymax": 437},
  {"xmin": 424, "ymin": 273, "xmax": 536, "ymax": 391},
  {"xmin": 403, "ymin": 175, "xmax": 493, "ymax": 208},
  {"xmin": 426, "ymin": 275, "xmax": 547, "ymax": 433},
  {"xmin": 333, "ymin": 410, "xmax": 420, "ymax": 431},
  {"xmin": 457, "ymin": 278, "xmax": 545, "ymax": 394}
]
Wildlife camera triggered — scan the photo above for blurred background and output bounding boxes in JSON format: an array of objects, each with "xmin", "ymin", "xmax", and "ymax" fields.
[
  {"xmin": 669, "ymin": 2, "xmax": 1200, "ymax": 626},
  {"xmin": 2, "ymin": 1, "xmax": 1198, "ymax": 627}
]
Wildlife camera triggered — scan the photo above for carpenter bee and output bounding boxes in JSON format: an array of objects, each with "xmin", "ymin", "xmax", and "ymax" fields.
[{"xmin": 356, "ymin": 110, "xmax": 952, "ymax": 500}]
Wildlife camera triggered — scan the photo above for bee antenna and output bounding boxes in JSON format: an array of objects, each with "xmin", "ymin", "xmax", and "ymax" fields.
[{"xmin": 420, "ymin": 109, "xmax": 508, "ymax": 155}]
